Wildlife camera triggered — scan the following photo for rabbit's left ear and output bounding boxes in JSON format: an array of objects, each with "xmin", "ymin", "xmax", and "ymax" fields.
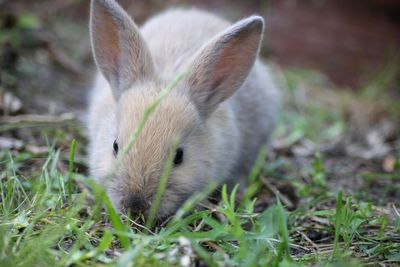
[
  {"xmin": 185, "ymin": 16, "xmax": 264, "ymax": 117},
  {"xmin": 90, "ymin": 0, "xmax": 154, "ymax": 99}
]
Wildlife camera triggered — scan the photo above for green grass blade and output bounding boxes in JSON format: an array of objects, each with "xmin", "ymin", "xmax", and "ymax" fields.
[
  {"xmin": 332, "ymin": 191, "xmax": 343, "ymax": 259},
  {"xmin": 87, "ymin": 179, "xmax": 131, "ymax": 250},
  {"xmin": 68, "ymin": 138, "xmax": 76, "ymax": 207},
  {"xmin": 146, "ymin": 139, "xmax": 179, "ymax": 229}
]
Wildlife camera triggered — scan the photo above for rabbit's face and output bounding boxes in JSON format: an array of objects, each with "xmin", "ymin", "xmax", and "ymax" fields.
[{"xmin": 107, "ymin": 85, "xmax": 214, "ymax": 217}]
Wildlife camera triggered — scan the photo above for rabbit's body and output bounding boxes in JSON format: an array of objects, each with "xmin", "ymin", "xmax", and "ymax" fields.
[{"xmin": 88, "ymin": 1, "xmax": 280, "ymax": 217}]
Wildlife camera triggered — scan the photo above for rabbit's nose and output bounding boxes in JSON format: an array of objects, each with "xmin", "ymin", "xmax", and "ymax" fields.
[{"xmin": 121, "ymin": 195, "xmax": 149, "ymax": 214}]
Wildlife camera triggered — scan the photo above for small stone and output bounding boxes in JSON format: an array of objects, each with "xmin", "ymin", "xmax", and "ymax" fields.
[{"xmin": 383, "ymin": 155, "xmax": 396, "ymax": 173}]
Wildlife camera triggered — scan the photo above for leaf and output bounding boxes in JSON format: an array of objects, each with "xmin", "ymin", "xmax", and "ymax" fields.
[{"xmin": 17, "ymin": 14, "xmax": 40, "ymax": 29}]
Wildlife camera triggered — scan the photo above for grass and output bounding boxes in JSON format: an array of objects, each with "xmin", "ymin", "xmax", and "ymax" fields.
[
  {"xmin": 1, "ymin": 131, "xmax": 399, "ymax": 266},
  {"xmin": 1, "ymin": 68, "xmax": 399, "ymax": 266},
  {"xmin": 1, "ymin": 141, "xmax": 398, "ymax": 266}
]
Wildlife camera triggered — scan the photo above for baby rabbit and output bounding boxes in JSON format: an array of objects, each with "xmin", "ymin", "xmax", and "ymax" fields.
[{"xmin": 88, "ymin": 0, "xmax": 280, "ymax": 218}]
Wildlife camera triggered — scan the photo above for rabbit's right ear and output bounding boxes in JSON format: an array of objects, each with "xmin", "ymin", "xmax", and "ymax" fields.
[
  {"xmin": 90, "ymin": 0, "xmax": 154, "ymax": 99},
  {"xmin": 184, "ymin": 16, "xmax": 264, "ymax": 118}
]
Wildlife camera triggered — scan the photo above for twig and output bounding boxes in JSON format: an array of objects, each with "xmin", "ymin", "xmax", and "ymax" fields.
[
  {"xmin": 193, "ymin": 218, "xmax": 205, "ymax": 232},
  {"xmin": 260, "ymin": 176, "xmax": 294, "ymax": 209},
  {"xmin": 44, "ymin": 40, "xmax": 84, "ymax": 75},
  {"xmin": 121, "ymin": 214, "xmax": 156, "ymax": 235},
  {"xmin": 0, "ymin": 113, "xmax": 75, "ymax": 124},
  {"xmin": 204, "ymin": 241, "xmax": 225, "ymax": 253},
  {"xmin": 393, "ymin": 204, "xmax": 400, "ymax": 218},
  {"xmin": 297, "ymin": 230, "xmax": 321, "ymax": 254},
  {"xmin": 36, "ymin": 31, "xmax": 84, "ymax": 75}
]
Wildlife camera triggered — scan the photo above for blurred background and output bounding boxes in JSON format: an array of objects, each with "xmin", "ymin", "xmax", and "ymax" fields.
[{"xmin": 1, "ymin": 0, "xmax": 399, "ymax": 114}]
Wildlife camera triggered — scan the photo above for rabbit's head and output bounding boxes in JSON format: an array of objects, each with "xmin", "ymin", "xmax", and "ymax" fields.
[{"xmin": 90, "ymin": 0, "xmax": 264, "ymax": 217}]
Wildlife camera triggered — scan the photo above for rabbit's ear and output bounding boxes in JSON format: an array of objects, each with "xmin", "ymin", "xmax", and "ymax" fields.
[
  {"xmin": 185, "ymin": 16, "xmax": 264, "ymax": 117},
  {"xmin": 90, "ymin": 0, "xmax": 154, "ymax": 98}
]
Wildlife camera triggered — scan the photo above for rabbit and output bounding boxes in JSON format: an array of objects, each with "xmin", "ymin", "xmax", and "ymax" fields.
[{"xmin": 88, "ymin": 0, "xmax": 281, "ymax": 218}]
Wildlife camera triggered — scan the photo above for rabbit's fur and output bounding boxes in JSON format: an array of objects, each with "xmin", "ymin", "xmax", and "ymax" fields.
[{"xmin": 88, "ymin": 0, "xmax": 280, "ymax": 217}]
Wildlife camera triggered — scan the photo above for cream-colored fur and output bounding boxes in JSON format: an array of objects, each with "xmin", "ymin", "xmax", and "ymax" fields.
[{"xmin": 88, "ymin": 0, "xmax": 280, "ymax": 218}]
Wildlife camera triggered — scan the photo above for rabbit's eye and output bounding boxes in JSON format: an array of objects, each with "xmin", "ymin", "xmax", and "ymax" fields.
[
  {"xmin": 113, "ymin": 139, "xmax": 119, "ymax": 156},
  {"xmin": 174, "ymin": 148, "xmax": 184, "ymax": 166}
]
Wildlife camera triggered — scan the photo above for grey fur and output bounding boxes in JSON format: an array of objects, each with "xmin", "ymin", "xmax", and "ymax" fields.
[{"xmin": 88, "ymin": 0, "xmax": 281, "ymax": 218}]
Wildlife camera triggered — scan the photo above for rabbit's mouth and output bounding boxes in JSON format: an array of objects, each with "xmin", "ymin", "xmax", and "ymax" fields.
[{"xmin": 105, "ymin": 180, "xmax": 197, "ymax": 220}]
